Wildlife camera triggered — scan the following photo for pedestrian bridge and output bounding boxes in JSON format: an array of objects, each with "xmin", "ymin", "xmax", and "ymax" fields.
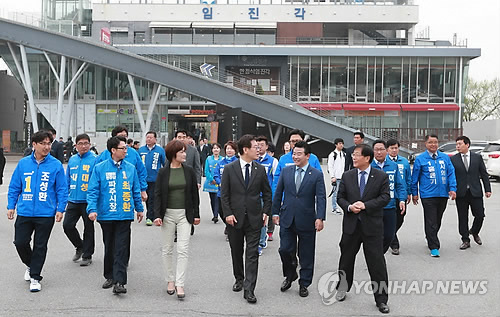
[{"xmin": 0, "ymin": 18, "xmax": 378, "ymax": 147}]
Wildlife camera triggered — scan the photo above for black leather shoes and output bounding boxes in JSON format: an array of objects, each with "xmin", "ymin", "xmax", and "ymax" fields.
[
  {"xmin": 102, "ymin": 279, "xmax": 115, "ymax": 289},
  {"xmin": 377, "ymin": 303, "xmax": 390, "ymax": 314},
  {"xmin": 113, "ymin": 283, "xmax": 127, "ymax": 294},
  {"xmin": 460, "ymin": 241, "xmax": 470, "ymax": 250},
  {"xmin": 335, "ymin": 290, "xmax": 346, "ymax": 302},
  {"xmin": 233, "ymin": 280, "xmax": 243, "ymax": 292},
  {"xmin": 472, "ymin": 233, "xmax": 482, "ymax": 245},
  {"xmin": 281, "ymin": 278, "xmax": 293, "ymax": 292},
  {"xmin": 299, "ymin": 285, "xmax": 309, "ymax": 297},
  {"xmin": 243, "ymin": 290, "xmax": 257, "ymax": 304}
]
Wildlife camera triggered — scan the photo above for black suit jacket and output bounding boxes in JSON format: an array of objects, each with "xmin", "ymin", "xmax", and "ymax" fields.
[
  {"xmin": 451, "ymin": 152, "xmax": 491, "ymax": 198},
  {"xmin": 337, "ymin": 167, "xmax": 390, "ymax": 236},
  {"xmin": 0, "ymin": 148, "xmax": 5, "ymax": 185},
  {"xmin": 220, "ymin": 160, "xmax": 272, "ymax": 230},
  {"xmin": 153, "ymin": 164, "xmax": 200, "ymax": 224},
  {"xmin": 50, "ymin": 140, "xmax": 64, "ymax": 163},
  {"xmin": 344, "ymin": 145, "xmax": 355, "ymax": 171}
]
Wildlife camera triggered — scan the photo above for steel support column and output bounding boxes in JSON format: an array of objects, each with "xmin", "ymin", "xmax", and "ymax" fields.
[
  {"xmin": 128, "ymin": 74, "xmax": 147, "ymax": 135},
  {"xmin": 142, "ymin": 83, "xmax": 161, "ymax": 144},
  {"xmin": 56, "ymin": 55, "xmax": 66, "ymax": 136}
]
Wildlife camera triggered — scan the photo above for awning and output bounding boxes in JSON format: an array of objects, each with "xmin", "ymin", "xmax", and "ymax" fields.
[
  {"xmin": 192, "ymin": 22, "xmax": 234, "ymax": 29},
  {"xmin": 299, "ymin": 103, "xmax": 342, "ymax": 111},
  {"xmin": 235, "ymin": 22, "xmax": 277, "ymax": 29},
  {"xmin": 343, "ymin": 104, "xmax": 401, "ymax": 111},
  {"xmin": 401, "ymin": 104, "xmax": 459, "ymax": 111},
  {"xmin": 149, "ymin": 22, "xmax": 192, "ymax": 28}
]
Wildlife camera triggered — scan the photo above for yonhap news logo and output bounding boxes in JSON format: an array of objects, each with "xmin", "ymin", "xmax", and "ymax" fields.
[{"xmin": 318, "ymin": 270, "xmax": 488, "ymax": 305}]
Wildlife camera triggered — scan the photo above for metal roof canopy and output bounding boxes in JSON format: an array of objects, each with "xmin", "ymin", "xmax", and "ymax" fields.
[{"xmin": 0, "ymin": 18, "xmax": 393, "ymax": 149}]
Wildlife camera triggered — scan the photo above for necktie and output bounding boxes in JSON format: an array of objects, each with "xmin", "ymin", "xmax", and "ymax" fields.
[
  {"xmin": 296, "ymin": 168, "xmax": 303, "ymax": 192},
  {"xmin": 392, "ymin": 157, "xmax": 397, "ymax": 162},
  {"xmin": 432, "ymin": 153, "xmax": 437, "ymax": 160},
  {"xmin": 359, "ymin": 171, "xmax": 366, "ymax": 196},
  {"xmin": 463, "ymin": 154, "xmax": 469, "ymax": 171},
  {"xmin": 245, "ymin": 163, "xmax": 250, "ymax": 187}
]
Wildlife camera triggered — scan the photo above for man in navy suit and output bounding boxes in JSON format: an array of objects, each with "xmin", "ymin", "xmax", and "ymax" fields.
[{"xmin": 272, "ymin": 141, "xmax": 326, "ymax": 298}]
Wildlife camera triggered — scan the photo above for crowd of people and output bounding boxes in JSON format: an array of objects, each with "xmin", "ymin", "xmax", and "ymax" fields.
[{"xmin": 5, "ymin": 125, "xmax": 492, "ymax": 314}]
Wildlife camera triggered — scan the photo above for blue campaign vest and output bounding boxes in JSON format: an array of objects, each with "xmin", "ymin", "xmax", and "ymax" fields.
[{"xmin": 66, "ymin": 151, "xmax": 97, "ymax": 203}]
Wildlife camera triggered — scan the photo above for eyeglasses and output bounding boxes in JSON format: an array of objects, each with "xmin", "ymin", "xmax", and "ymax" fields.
[
  {"xmin": 76, "ymin": 142, "xmax": 90, "ymax": 146},
  {"xmin": 116, "ymin": 147, "xmax": 128, "ymax": 151},
  {"xmin": 37, "ymin": 142, "xmax": 52, "ymax": 147}
]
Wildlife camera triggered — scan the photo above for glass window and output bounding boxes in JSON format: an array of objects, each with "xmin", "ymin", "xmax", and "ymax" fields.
[
  {"xmin": 347, "ymin": 57, "xmax": 355, "ymax": 102},
  {"xmin": 106, "ymin": 70, "xmax": 118, "ymax": 100},
  {"xmin": 321, "ymin": 56, "xmax": 329, "ymax": 102},
  {"xmin": 310, "ymin": 57, "xmax": 321, "ymax": 98},
  {"xmin": 401, "ymin": 57, "xmax": 410, "ymax": 103},
  {"xmin": 214, "ymin": 28, "xmax": 234, "ymax": 45},
  {"xmin": 134, "ymin": 32, "xmax": 146, "ymax": 44},
  {"xmin": 153, "ymin": 29, "xmax": 171, "ymax": 44},
  {"xmin": 374, "ymin": 57, "xmax": 383, "ymax": 102},
  {"xmin": 193, "ymin": 28, "xmax": 213, "ymax": 45},
  {"xmin": 329, "ymin": 57, "xmax": 348, "ymax": 102},
  {"xmin": 96, "ymin": 105, "xmax": 118, "ymax": 132},
  {"xmin": 355, "ymin": 57, "xmax": 367, "ymax": 101},
  {"xmin": 235, "ymin": 29, "xmax": 254, "ymax": 45},
  {"xmin": 416, "ymin": 112, "xmax": 427, "ymax": 128},
  {"xmin": 428, "ymin": 111, "xmax": 443, "ymax": 128},
  {"xmin": 118, "ymin": 73, "xmax": 132, "ymax": 100},
  {"xmin": 119, "ymin": 105, "xmax": 135, "ymax": 132},
  {"xmin": 416, "ymin": 57, "xmax": 429, "ymax": 102},
  {"xmin": 384, "ymin": 57, "xmax": 402, "ymax": 103},
  {"xmin": 298, "ymin": 56, "xmax": 310, "ymax": 99},
  {"xmin": 443, "ymin": 111, "xmax": 455, "ymax": 128},
  {"xmin": 39, "ymin": 59, "xmax": 50, "ymax": 99},
  {"xmin": 444, "ymin": 58, "xmax": 457, "ymax": 103},
  {"xmin": 172, "ymin": 28, "xmax": 192, "ymax": 44},
  {"xmin": 429, "ymin": 57, "xmax": 445, "ymax": 103},
  {"xmin": 256, "ymin": 29, "xmax": 276, "ymax": 45},
  {"xmin": 290, "ymin": 56, "xmax": 298, "ymax": 101},
  {"xmin": 367, "ymin": 57, "xmax": 375, "ymax": 102},
  {"xmin": 409, "ymin": 58, "xmax": 417, "ymax": 103}
]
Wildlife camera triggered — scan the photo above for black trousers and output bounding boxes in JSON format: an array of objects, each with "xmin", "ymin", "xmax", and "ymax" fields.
[
  {"xmin": 14, "ymin": 216, "xmax": 55, "ymax": 281},
  {"xmin": 338, "ymin": 220, "xmax": 388, "ymax": 305},
  {"xmin": 209, "ymin": 192, "xmax": 220, "ymax": 218},
  {"xmin": 382, "ymin": 208, "xmax": 397, "ymax": 254},
  {"xmin": 227, "ymin": 215, "xmax": 261, "ymax": 292},
  {"xmin": 63, "ymin": 202, "xmax": 95, "ymax": 259},
  {"xmin": 279, "ymin": 221, "xmax": 316, "ymax": 287},
  {"xmin": 456, "ymin": 190, "xmax": 485, "ymax": 242},
  {"xmin": 390, "ymin": 201, "xmax": 407, "ymax": 250},
  {"xmin": 99, "ymin": 220, "xmax": 131, "ymax": 284},
  {"xmin": 146, "ymin": 182, "xmax": 156, "ymax": 221},
  {"xmin": 421, "ymin": 197, "xmax": 448, "ymax": 250}
]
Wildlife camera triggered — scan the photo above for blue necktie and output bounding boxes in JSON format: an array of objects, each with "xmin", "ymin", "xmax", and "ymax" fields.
[
  {"xmin": 359, "ymin": 170, "xmax": 366, "ymax": 196},
  {"xmin": 245, "ymin": 163, "xmax": 250, "ymax": 187}
]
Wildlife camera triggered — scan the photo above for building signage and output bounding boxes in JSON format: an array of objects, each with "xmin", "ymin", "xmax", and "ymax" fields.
[
  {"xmin": 238, "ymin": 68, "xmax": 271, "ymax": 76},
  {"xmin": 100, "ymin": 28, "xmax": 111, "ymax": 44}
]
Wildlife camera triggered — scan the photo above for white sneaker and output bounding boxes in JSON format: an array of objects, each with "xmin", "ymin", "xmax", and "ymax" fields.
[
  {"xmin": 24, "ymin": 267, "xmax": 31, "ymax": 281},
  {"xmin": 30, "ymin": 278, "xmax": 41, "ymax": 292}
]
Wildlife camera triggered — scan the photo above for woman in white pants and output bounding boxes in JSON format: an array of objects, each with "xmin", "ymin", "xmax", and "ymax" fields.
[{"xmin": 154, "ymin": 140, "xmax": 200, "ymax": 299}]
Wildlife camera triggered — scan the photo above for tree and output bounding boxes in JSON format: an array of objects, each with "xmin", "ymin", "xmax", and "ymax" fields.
[{"xmin": 463, "ymin": 78, "xmax": 500, "ymax": 121}]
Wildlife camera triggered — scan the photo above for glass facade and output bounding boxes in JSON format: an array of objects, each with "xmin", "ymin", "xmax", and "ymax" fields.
[{"xmin": 288, "ymin": 56, "xmax": 459, "ymax": 104}]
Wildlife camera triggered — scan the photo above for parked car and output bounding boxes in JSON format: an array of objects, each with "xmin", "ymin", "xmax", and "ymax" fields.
[
  {"xmin": 408, "ymin": 141, "xmax": 488, "ymax": 164},
  {"xmin": 481, "ymin": 141, "xmax": 500, "ymax": 180}
]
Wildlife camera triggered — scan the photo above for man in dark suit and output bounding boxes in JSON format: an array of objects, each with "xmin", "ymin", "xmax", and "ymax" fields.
[
  {"xmin": 272, "ymin": 141, "xmax": 326, "ymax": 298},
  {"xmin": 344, "ymin": 131, "xmax": 365, "ymax": 171},
  {"xmin": 49, "ymin": 128, "xmax": 64, "ymax": 164},
  {"xmin": 221, "ymin": 134, "xmax": 272, "ymax": 304},
  {"xmin": 336, "ymin": 144, "xmax": 391, "ymax": 314},
  {"xmin": 198, "ymin": 138, "xmax": 211, "ymax": 174},
  {"xmin": 451, "ymin": 136, "xmax": 492, "ymax": 250}
]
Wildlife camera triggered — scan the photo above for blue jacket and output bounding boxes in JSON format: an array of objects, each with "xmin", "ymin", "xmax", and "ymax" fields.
[
  {"xmin": 272, "ymin": 164, "xmax": 326, "ymax": 231},
  {"xmin": 255, "ymin": 153, "xmax": 277, "ymax": 186},
  {"xmin": 86, "ymin": 159, "xmax": 144, "ymax": 221},
  {"xmin": 387, "ymin": 154, "xmax": 412, "ymax": 197},
  {"xmin": 8, "ymin": 152, "xmax": 68, "ymax": 217},
  {"xmin": 66, "ymin": 151, "xmax": 97, "ymax": 203},
  {"xmin": 272, "ymin": 149, "xmax": 322, "ymax": 196},
  {"xmin": 203, "ymin": 155, "xmax": 222, "ymax": 193},
  {"xmin": 96, "ymin": 146, "xmax": 148, "ymax": 191},
  {"xmin": 371, "ymin": 158, "xmax": 407, "ymax": 210},
  {"xmin": 411, "ymin": 151, "xmax": 457, "ymax": 198},
  {"xmin": 138, "ymin": 144, "xmax": 166, "ymax": 183},
  {"xmin": 213, "ymin": 155, "xmax": 238, "ymax": 197}
]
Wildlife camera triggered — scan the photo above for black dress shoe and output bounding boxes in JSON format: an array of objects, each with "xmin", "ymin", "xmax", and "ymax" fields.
[
  {"xmin": 233, "ymin": 280, "xmax": 243, "ymax": 292},
  {"xmin": 472, "ymin": 233, "xmax": 482, "ymax": 245},
  {"xmin": 113, "ymin": 283, "xmax": 127, "ymax": 294},
  {"xmin": 191, "ymin": 225, "xmax": 195, "ymax": 235},
  {"xmin": 299, "ymin": 285, "xmax": 309, "ymax": 297},
  {"xmin": 243, "ymin": 290, "xmax": 257, "ymax": 304},
  {"xmin": 102, "ymin": 279, "xmax": 115, "ymax": 289},
  {"xmin": 460, "ymin": 241, "xmax": 471, "ymax": 250},
  {"xmin": 335, "ymin": 290, "xmax": 346, "ymax": 302},
  {"xmin": 377, "ymin": 303, "xmax": 390, "ymax": 314},
  {"xmin": 281, "ymin": 278, "xmax": 293, "ymax": 292}
]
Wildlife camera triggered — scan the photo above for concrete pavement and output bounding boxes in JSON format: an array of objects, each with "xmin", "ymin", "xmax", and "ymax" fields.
[{"xmin": 0, "ymin": 156, "xmax": 499, "ymax": 316}]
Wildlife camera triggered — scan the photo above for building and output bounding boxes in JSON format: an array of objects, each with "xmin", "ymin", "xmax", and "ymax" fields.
[{"xmin": 0, "ymin": 0, "xmax": 480, "ymax": 156}]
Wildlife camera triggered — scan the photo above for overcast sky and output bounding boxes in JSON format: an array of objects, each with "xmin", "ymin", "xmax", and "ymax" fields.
[{"xmin": 1, "ymin": 0, "xmax": 499, "ymax": 80}]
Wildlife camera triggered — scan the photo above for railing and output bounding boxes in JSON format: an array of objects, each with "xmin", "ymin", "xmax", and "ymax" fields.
[
  {"xmin": 95, "ymin": 0, "xmax": 413, "ymax": 6},
  {"xmin": 2, "ymin": 12, "xmax": 92, "ymax": 37}
]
